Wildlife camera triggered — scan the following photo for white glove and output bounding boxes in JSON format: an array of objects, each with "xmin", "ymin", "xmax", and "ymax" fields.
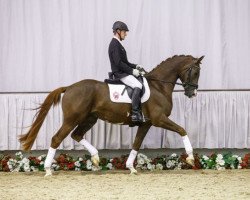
[
  {"xmin": 140, "ymin": 71, "xmax": 146, "ymax": 76},
  {"xmin": 133, "ymin": 69, "xmax": 140, "ymax": 77},
  {"xmin": 136, "ymin": 65, "xmax": 143, "ymax": 70}
]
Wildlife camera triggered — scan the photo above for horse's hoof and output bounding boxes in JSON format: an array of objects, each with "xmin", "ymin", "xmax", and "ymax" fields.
[
  {"xmin": 129, "ymin": 167, "xmax": 138, "ymax": 174},
  {"xmin": 126, "ymin": 165, "xmax": 137, "ymax": 174},
  {"xmin": 44, "ymin": 168, "xmax": 52, "ymax": 177},
  {"xmin": 44, "ymin": 173, "xmax": 52, "ymax": 177},
  {"xmin": 186, "ymin": 156, "xmax": 195, "ymax": 167},
  {"xmin": 91, "ymin": 154, "xmax": 100, "ymax": 167}
]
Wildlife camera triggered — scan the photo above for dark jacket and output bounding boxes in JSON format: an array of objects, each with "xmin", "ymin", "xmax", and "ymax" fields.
[{"xmin": 108, "ymin": 38, "xmax": 137, "ymax": 79}]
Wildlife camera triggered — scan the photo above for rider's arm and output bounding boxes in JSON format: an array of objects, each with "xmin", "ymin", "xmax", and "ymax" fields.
[
  {"xmin": 126, "ymin": 61, "xmax": 137, "ymax": 69},
  {"xmin": 111, "ymin": 46, "xmax": 134, "ymax": 75}
]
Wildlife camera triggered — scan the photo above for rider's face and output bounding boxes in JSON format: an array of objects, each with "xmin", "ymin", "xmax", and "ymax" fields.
[{"xmin": 120, "ymin": 30, "xmax": 127, "ymax": 40}]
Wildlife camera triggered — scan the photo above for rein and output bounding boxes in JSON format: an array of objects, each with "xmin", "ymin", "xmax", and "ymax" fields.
[
  {"xmin": 145, "ymin": 63, "xmax": 200, "ymax": 89},
  {"xmin": 146, "ymin": 77, "xmax": 184, "ymax": 86}
]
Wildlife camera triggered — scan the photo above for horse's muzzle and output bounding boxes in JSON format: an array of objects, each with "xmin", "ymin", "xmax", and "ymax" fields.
[
  {"xmin": 193, "ymin": 89, "xmax": 197, "ymax": 97},
  {"xmin": 185, "ymin": 89, "xmax": 197, "ymax": 98}
]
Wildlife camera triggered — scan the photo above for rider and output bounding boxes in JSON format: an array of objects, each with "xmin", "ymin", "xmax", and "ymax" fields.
[{"xmin": 108, "ymin": 21, "xmax": 144, "ymax": 123}]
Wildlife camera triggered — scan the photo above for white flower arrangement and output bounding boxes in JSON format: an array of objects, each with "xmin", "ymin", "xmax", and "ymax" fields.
[
  {"xmin": 202, "ymin": 155, "xmax": 209, "ymax": 161},
  {"xmin": 15, "ymin": 152, "xmax": 23, "ymax": 160},
  {"xmin": 232, "ymin": 155, "xmax": 243, "ymax": 169},
  {"xmin": 1, "ymin": 152, "xmax": 248, "ymax": 172},
  {"xmin": 86, "ymin": 160, "xmax": 92, "ymax": 170},
  {"xmin": 200, "ymin": 156, "xmax": 210, "ymax": 169},
  {"xmin": 155, "ymin": 163, "xmax": 163, "ymax": 170},
  {"xmin": 37, "ymin": 154, "xmax": 46, "ymax": 161},
  {"xmin": 51, "ymin": 163, "xmax": 60, "ymax": 171},
  {"xmin": 166, "ymin": 153, "xmax": 180, "ymax": 170},
  {"xmin": 215, "ymin": 154, "xmax": 225, "ymax": 170},
  {"xmin": 10, "ymin": 157, "xmax": 31, "ymax": 172},
  {"xmin": 136, "ymin": 153, "xmax": 154, "ymax": 170},
  {"xmin": 74, "ymin": 161, "xmax": 81, "ymax": 168},
  {"xmin": 106, "ymin": 163, "xmax": 113, "ymax": 170},
  {"xmin": 79, "ymin": 157, "xmax": 83, "ymax": 162},
  {"xmin": 7, "ymin": 158, "xmax": 18, "ymax": 172},
  {"xmin": 147, "ymin": 163, "xmax": 153, "ymax": 170},
  {"xmin": 74, "ymin": 157, "xmax": 83, "ymax": 171},
  {"xmin": 30, "ymin": 166, "xmax": 39, "ymax": 172}
]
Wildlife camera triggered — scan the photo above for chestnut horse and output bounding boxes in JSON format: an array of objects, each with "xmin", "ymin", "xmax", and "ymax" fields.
[{"xmin": 19, "ymin": 55, "xmax": 204, "ymax": 176}]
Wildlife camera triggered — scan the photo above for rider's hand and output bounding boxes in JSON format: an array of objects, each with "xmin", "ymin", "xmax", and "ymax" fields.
[
  {"xmin": 136, "ymin": 65, "xmax": 143, "ymax": 71},
  {"xmin": 133, "ymin": 69, "xmax": 140, "ymax": 77},
  {"xmin": 140, "ymin": 71, "xmax": 146, "ymax": 76},
  {"xmin": 136, "ymin": 65, "xmax": 147, "ymax": 74}
]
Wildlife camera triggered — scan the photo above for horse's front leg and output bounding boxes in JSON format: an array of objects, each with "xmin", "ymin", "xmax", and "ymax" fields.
[
  {"xmin": 126, "ymin": 122, "xmax": 152, "ymax": 174},
  {"xmin": 153, "ymin": 115, "xmax": 195, "ymax": 166}
]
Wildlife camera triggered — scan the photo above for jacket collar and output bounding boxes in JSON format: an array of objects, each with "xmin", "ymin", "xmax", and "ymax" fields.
[{"xmin": 113, "ymin": 36, "xmax": 123, "ymax": 46}]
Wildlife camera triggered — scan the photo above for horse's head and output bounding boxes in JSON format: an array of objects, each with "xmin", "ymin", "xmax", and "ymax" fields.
[{"xmin": 179, "ymin": 56, "xmax": 204, "ymax": 98}]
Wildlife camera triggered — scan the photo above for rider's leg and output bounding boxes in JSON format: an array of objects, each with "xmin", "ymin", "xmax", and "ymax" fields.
[
  {"xmin": 120, "ymin": 75, "xmax": 143, "ymax": 122},
  {"xmin": 131, "ymin": 87, "xmax": 143, "ymax": 122}
]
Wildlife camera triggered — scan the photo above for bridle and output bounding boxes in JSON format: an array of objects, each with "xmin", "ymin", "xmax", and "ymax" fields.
[
  {"xmin": 180, "ymin": 63, "xmax": 200, "ymax": 89},
  {"xmin": 146, "ymin": 63, "xmax": 200, "ymax": 89}
]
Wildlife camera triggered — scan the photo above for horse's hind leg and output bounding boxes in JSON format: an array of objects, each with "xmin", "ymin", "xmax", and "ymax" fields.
[
  {"xmin": 71, "ymin": 114, "xmax": 98, "ymax": 142},
  {"xmin": 44, "ymin": 121, "xmax": 77, "ymax": 176},
  {"xmin": 71, "ymin": 114, "xmax": 99, "ymax": 166}
]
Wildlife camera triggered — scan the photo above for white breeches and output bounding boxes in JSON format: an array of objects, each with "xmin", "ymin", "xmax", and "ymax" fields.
[{"xmin": 120, "ymin": 75, "xmax": 142, "ymax": 89}]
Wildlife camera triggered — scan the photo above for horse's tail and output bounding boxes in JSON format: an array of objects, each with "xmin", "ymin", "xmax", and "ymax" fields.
[{"xmin": 19, "ymin": 87, "xmax": 67, "ymax": 151}]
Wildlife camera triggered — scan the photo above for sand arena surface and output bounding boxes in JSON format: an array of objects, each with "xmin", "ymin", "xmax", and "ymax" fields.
[{"xmin": 0, "ymin": 170, "xmax": 250, "ymax": 200}]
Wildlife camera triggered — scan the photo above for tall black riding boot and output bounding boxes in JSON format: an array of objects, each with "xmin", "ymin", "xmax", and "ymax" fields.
[{"xmin": 131, "ymin": 87, "xmax": 143, "ymax": 123}]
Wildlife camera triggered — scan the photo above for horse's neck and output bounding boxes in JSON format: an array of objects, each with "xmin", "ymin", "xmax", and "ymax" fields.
[
  {"xmin": 147, "ymin": 63, "xmax": 179, "ymax": 85},
  {"xmin": 146, "ymin": 56, "xmax": 193, "ymax": 97},
  {"xmin": 146, "ymin": 68, "xmax": 176, "ymax": 99},
  {"xmin": 146, "ymin": 59, "xmax": 188, "ymax": 97}
]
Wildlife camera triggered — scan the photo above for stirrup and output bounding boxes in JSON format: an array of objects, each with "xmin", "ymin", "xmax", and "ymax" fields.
[{"xmin": 131, "ymin": 112, "xmax": 143, "ymax": 123}]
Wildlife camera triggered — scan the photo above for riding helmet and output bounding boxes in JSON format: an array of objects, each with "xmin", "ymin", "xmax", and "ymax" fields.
[{"xmin": 112, "ymin": 21, "xmax": 129, "ymax": 32}]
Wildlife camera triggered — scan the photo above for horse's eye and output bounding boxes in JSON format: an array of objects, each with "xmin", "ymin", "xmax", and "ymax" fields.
[{"xmin": 194, "ymin": 71, "xmax": 199, "ymax": 76}]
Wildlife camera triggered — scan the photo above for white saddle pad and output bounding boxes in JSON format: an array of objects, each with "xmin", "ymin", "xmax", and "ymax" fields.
[{"xmin": 107, "ymin": 77, "xmax": 150, "ymax": 103}]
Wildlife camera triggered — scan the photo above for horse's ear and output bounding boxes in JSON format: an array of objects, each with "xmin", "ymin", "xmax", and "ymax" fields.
[{"xmin": 196, "ymin": 56, "xmax": 205, "ymax": 64}]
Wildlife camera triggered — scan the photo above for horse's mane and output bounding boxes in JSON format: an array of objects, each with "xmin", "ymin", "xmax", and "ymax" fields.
[{"xmin": 146, "ymin": 55, "xmax": 194, "ymax": 75}]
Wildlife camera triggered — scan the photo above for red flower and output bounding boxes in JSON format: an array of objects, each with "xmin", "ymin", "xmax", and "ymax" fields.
[
  {"xmin": 67, "ymin": 162, "xmax": 75, "ymax": 170},
  {"xmin": 193, "ymin": 154, "xmax": 202, "ymax": 169},
  {"xmin": 57, "ymin": 155, "xmax": 66, "ymax": 163},
  {"xmin": 29, "ymin": 156, "xmax": 41, "ymax": 166},
  {"xmin": 241, "ymin": 153, "xmax": 250, "ymax": 169},
  {"xmin": 0, "ymin": 157, "xmax": 11, "ymax": 172},
  {"xmin": 116, "ymin": 163, "xmax": 122, "ymax": 169},
  {"xmin": 179, "ymin": 153, "xmax": 202, "ymax": 170}
]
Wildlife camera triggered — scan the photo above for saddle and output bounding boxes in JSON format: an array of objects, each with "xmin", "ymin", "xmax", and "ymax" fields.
[{"xmin": 104, "ymin": 72, "xmax": 146, "ymax": 99}]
